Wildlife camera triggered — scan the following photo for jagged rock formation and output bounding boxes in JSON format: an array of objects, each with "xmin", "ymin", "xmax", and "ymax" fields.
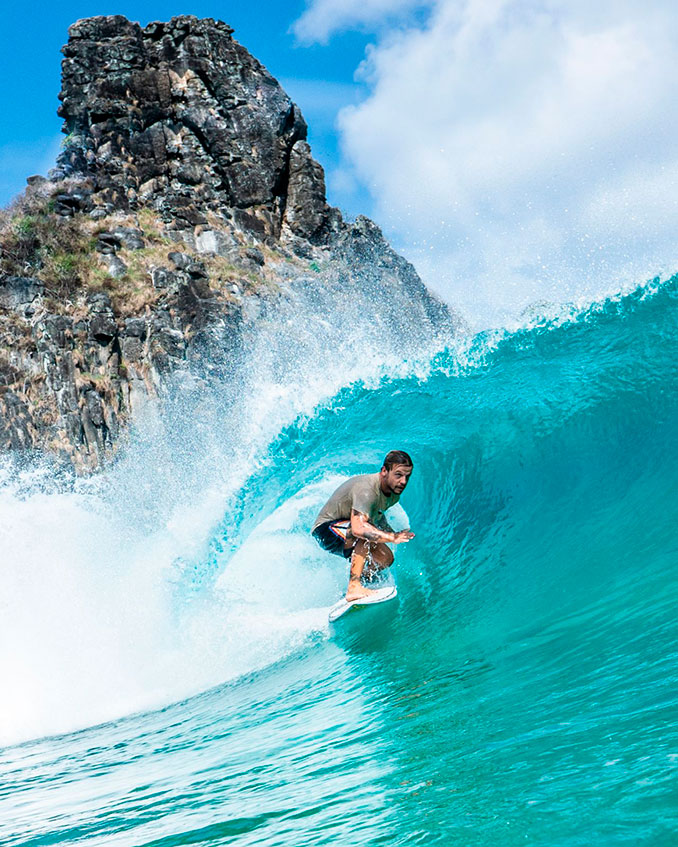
[
  {"xmin": 55, "ymin": 15, "xmax": 337, "ymax": 247},
  {"xmin": 0, "ymin": 15, "xmax": 457, "ymax": 472}
]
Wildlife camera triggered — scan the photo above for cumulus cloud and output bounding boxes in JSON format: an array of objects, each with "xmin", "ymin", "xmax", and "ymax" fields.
[
  {"xmin": 299, "ymin": 0, "xmax": 678, "ymax": 326},
  {"xmin": 293, "ymin": 0, "xmax": 426, "ymax": 44}
]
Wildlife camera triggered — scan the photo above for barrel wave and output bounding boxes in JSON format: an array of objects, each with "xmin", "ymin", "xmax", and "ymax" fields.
[{"xmin": 2, "ymin": 277, "xmax": 678, "ymax": 846}]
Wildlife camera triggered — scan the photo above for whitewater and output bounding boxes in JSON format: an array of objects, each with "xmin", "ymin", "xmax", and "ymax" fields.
[{"xmin": 2, "ymin": 271, "xmax": 677, "ymax": 846}]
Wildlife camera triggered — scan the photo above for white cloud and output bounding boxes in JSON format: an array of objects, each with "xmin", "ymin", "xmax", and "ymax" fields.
[
  {"xmin": 298, "ymin": 0, "xmax": 678, "ymax": 326},
  {"xmin": 293, "ymin": 0, "xmax": 426, "ymax": 44}
]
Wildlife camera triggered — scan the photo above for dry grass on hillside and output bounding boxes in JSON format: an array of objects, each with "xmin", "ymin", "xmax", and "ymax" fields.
[
  {"xmin": 1, "ymin": 186, "xmax": 311, "ymax": 317},
  {"xmin": 0, "ymin": 190, "xmax": 94, "ymax": 299}
]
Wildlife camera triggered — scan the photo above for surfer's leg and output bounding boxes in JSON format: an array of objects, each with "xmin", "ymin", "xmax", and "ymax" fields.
[
  {"xmin": 346, "ymin": 542, "xmax": 374, "ymax": 600},
  {"xmin": 345, "ymin": 540, "xmax": 394, "ymax": 600},
  {"xmin": 362, "ymin": 542, "xmax": 394, "ymax": 580}
]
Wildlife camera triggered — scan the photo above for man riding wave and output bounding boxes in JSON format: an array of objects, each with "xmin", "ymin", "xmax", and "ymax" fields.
[{"xmin": 311, "ymin": 450, "xmax": 415, "ymax": 601}]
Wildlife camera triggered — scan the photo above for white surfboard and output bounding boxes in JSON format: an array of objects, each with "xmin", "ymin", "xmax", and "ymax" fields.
[{"xmin": 328, "ymin": 586, "xmax": 398, "ymax": 623}]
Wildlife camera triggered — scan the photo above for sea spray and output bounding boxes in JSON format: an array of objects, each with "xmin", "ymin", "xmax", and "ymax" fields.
[{"xmin": 0, "ymin": 266, "xmax": 454, "ymax": 746}]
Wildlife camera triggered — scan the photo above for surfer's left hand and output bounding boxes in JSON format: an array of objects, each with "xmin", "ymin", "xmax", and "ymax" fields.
[{"xmin": 393, "ymin": 529, "xmax": 415, "ymax": 543}]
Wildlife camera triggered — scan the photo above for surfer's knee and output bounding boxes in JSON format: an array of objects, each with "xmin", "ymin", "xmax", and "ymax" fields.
[
  {"xmin": 375, "ymin": 544, "xmax": 394, "ymax": 567},
  {"xmin": 355, "ymin": 539, "xmax": 393, "ymax": 568},
  {"xmin": 354, "ymin": 538, "xmax": 369, "ymax": 557}
]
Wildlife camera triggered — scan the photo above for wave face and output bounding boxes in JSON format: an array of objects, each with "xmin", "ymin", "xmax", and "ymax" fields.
[{"xmin": 2, "ymin": 277, "xmax": 678, "ymax": 845}]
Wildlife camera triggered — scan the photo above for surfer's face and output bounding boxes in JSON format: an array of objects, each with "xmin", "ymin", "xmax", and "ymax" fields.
[{"xmin": 381, "ymin": 463, "xmax": 412, "ymax": 495}]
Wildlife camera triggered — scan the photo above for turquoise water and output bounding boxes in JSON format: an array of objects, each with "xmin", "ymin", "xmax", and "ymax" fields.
[{"xmin": 2, "ymin": 278, "xmax": 678, "ymax": 845}]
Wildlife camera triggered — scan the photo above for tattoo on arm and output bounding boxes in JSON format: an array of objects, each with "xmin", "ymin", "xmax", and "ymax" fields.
[{"xmin": 351, "ymin": 509, "xmax": 392, "ymax": 542}]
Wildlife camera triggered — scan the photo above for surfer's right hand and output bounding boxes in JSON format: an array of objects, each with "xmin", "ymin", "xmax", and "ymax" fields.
[{"xmin": 392, "ymin": 529, "xmax": 415, "ymax": 543}]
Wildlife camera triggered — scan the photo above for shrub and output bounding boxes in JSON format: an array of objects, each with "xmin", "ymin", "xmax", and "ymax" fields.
[
  {"xmin": 0, "ymin": 190, "xmax": 91, "ymax": 299},
  {"xmin": 41, "ymin": 252, "xmax": 83, "ymax": 298}
]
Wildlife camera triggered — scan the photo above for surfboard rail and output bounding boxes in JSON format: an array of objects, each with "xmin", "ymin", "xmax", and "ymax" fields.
[{"xmin": 328, "ymin": 586, "xmax": 398, "ymax": 623}]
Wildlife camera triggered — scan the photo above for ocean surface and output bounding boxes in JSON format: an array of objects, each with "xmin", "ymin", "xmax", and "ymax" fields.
[{"xmin": 1, "ymin": 275, "xmax": 678, "ymax": 846}]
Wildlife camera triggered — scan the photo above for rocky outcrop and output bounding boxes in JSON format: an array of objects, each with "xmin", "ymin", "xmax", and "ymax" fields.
[
  {"xmin": 54, "ymin": 15, "xmax": 336, "ymax": 243},
  {"xmin": 0, "ymin": 276, "xmax": 44, "ymax": 310},
  {"xmin": 0, "ymin": 15, "xmax": 458, "ymax": 472}
]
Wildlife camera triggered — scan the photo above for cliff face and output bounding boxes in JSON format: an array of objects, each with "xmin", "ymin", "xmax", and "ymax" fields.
[
  {"xmin": 55, "ymin": 15, "xmax": 336, "ymax": 247},
  {"xmin": 0, "ymin": 15, "xmax": 457, "ymax": 472}
]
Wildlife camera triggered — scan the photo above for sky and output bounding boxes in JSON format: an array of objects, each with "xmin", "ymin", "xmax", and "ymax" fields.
[{"xmin": 3, "ymin": 1, "xmax": 678, "ymax": 326}]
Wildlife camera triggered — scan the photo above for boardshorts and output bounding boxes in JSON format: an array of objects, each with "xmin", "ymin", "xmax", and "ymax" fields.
[{"xmin": 312, "ymin": 519, "xmax": 354, "ymax": 559}]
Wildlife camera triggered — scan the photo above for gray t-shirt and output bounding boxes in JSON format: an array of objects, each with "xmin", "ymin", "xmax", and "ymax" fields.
[{"xmin": 312, "ymin": 473, "xmax": 399, "ymax": 532}]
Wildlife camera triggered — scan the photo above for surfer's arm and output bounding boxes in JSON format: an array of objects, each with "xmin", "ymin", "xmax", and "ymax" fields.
[
  {"xmin": 378, "ymin": 516, "xmax": 413, "ymax": 543},
  {"xmin": 350, "ymin": 509, "xmax": 395, "ymax": 542}
]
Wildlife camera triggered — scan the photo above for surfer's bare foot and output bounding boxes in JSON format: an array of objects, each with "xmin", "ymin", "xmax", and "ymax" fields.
[{"xmin": 345, "ymin": 583, "xmax": 380, "ymax": 602}]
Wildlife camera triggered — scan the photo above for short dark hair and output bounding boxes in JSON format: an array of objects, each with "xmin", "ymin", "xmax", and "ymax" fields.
[{"xmin": 383, "ymin": 450, "xmax": 413, "ymax": 471}]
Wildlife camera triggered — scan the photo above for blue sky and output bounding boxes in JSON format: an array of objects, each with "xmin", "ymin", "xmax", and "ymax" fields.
[{"xmin": 0, "ymin": 1, "xmax": 372, "ymax": 213}]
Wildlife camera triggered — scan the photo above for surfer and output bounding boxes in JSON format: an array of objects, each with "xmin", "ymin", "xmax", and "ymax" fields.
[{"xmin": 311, "ymin": 451, "xmax": 415, "ymax": 601}]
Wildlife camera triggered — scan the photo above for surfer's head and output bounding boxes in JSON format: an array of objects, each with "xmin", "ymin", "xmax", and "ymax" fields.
[{"xmin": 380, "ymin": 450, "xmax": 413, "ymax": 495}]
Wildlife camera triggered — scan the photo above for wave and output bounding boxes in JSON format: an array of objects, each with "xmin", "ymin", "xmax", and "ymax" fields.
[{"xmin": 1, "ymin": 274, "xmax": 677, "ymax": 747}]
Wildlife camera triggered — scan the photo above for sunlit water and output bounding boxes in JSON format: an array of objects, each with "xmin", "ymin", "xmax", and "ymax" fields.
[{"xmin": 2, "ymin": 276, "xmax": 678, "ymax": 846}]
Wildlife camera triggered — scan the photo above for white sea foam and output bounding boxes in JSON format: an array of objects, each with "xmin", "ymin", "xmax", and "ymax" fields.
[{"xmin": 0, "ymin": 272, "xmax": 452, "ymax": 747}]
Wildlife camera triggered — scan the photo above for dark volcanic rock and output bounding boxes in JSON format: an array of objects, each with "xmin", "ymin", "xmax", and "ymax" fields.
[
  {"xmin": 120, "ymin": 318, "xmax": 147, "ymax": 362},
  {"xmin": 88, "ymin": 294, "xmax": 117, "ymax": 344},
  {"xmin": 151, "ymin": 267, "xmax": 182, "ymax": 291},
  {"xmin": 55, "ymin": 15, "xmax": 328, "ymax": 239},
  {"xmin": 95, "ymin": 227, "xmax": 145, "ymax": 252},
  {"xmin": 0, "ymin": 276, "xmax": 44, "ymax": 310},
  {"xmin": 282, "ymin": 141, "xmax": 335, "ymax": 244},
  {"xmin": 104, "ymin": 255, "xmax": 128, "ymax": 278},
  {"xmin": 53, "ymin": 187, "xmax": 93, "ymax": 216},
  {"xmin": 168, "ymin": 251, "xmax": 192, "ymax": 270},
  {"xmin": 0, "ymin": 391, "xmax": 35, "ymax": 450},
  {"xmin": 332, "ymin": 216, "xmax": 452, "ymax": 326},
  {"xmin": 243, "ymin": 247, "xmax": 264, "ymax": 266}
]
